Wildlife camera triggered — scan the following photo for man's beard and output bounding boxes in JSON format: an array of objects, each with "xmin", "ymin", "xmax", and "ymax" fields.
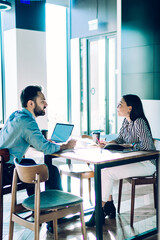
[{"xmin": 33, "ymin": 102, "xmax": 46, "ymax": 117}]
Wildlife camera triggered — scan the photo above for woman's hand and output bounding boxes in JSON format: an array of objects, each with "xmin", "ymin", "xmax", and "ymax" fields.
[
  {"xmin": 98, "ymin": 140, "xmax": 119, "ymax": 148},
  {"xmin": 121, "ymin": 143, "xmax": 133, "ymax": 148},
  {"xmin": 98, "ymin": 140, "xmax": 107, "ymax": 148}
]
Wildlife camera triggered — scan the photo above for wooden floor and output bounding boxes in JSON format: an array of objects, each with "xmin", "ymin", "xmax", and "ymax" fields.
[{"xmin": 2, "ymin": 148, "xmax": 158, "ymax": 240}]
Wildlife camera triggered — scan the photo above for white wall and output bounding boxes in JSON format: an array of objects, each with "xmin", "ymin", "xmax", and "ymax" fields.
[
  {"xmin": 46, "ymin": 0, "xmax": 69, "ymax": 7},
  {"xmin": 4, "ymin": 29, "xmax": 18, "ymax": 116},
  {"xmin": 46, "ymin": 4, "xmax": 68, "ymax": 137},
  {"xmin": 142, "ymin": 100, "xmax": 160, "ymax": 139},
  {"xmin": 117, "ymin": 100, "xmax": 160, "ymax": 139},
  {"xmin": 4, "ymin": 28, "xmax": 48, "ymax": 130}
]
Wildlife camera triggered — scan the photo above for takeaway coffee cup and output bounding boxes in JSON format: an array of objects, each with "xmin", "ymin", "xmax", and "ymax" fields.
[{"xmin": 92, "ymin": 131, "xmax": 100, "ymax": 144}]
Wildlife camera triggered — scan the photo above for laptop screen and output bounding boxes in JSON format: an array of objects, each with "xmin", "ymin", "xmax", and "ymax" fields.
[{"xmin": 51, "ymin": 123, "xmax": 74, "ymax": 143}]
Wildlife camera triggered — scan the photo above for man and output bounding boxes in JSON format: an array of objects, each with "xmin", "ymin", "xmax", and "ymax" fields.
[{"xmin": 0, "ymin": 85, "xmax": 76, "ymax": 232}]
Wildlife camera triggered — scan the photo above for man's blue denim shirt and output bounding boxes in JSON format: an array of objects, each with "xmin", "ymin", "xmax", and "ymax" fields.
[{"xmin": 0, "ymin": 108, "xmax": 60, "ymax": 164}]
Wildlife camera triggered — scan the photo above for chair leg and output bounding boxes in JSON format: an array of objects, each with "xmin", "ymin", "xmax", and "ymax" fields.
[
  {"xmin": 153, "ymin": 182, "xmax": 157, "ymax": 209},
  {"xmin": 88, "ymin": 178, "xmax": 91, "ymax": 202},
  {"xmin": 8, "ymin": 217, "xmax": 14, "ymax": 240},
  {"xmin": 9, "ymin": 169, "xmax": 18, "ymax": 240},
  {"xmin": 80, "ymin": 177, "xmax": 83, "ymax": 197},
  {"xmin": 80, "ymin": 203, "xmax": 87, "ymax": 240},
  {"xmin": 117, "ymin": 179, "xmax": 123, "ymax": 213},
  {"xmin": 130, "ymin": 180, "xmax": 136, "ymax": 227},
  {"xmin": 60, "ymin": 170, "xmax": 62, "ymax": 179},
  {"xmin": 67, "ymin": 176, "xmax": 71, "ymax": 193},
  {"xmin": 0, "ymin": 164, "xmax": 3, "ymax": 240},
  {"xmin": 0, "ymin": 195, "xmax": 3, "ymax": 240},
  {"xmin": 34, "ymin": 217, "xmax": 40, "ymax": 240},
  {"xmin": 53, "ymin": 220, "xmax": 58, "ymax": 240}
]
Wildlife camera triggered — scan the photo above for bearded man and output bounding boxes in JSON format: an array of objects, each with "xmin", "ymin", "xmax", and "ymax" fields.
[{"xmin": 0, "ymin": 85, "xmax": 76, "ymax": 195}]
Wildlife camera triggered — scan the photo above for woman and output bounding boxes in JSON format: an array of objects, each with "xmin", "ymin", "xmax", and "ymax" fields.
[{"xmin": 86, "ymin": 94, "xmax": 156, "ymax": 227}]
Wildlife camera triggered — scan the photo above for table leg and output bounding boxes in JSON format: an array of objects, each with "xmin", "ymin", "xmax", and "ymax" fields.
[
  {"xmin": 157, "ymin": 154, "xmax": 160, "ymax": 233},
  {"xmin": 66, "ymin": 159, "xmax": 71, "ymax": 192},
  {"xmin": 44, "ymin": 155, "xmax": 71, "ymax": 192},
  {"xmin": 44, "ymin": 155, "xmax": 53, "ymax": 190},
  {"xmin": 94, "ymin": 164, "xmax": 103, "ymax": 240}
]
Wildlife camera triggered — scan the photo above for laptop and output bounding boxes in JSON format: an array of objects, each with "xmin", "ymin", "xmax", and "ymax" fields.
[{"xmin": 51, "ymin": 123, "xmax": 74, "ymax": 143}]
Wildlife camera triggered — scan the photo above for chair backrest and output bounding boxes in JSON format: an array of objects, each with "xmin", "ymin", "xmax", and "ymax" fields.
[
  {"xmin": 0, "ymin": 149, "xmax": 10, "ymax": 163},
  {"xmin": 81, "ymin": 134, "xmax": 92, "ymax": 140},
  {"xmin": 14, "ymin": 159, "xmax": 48, "ymax": 184}
]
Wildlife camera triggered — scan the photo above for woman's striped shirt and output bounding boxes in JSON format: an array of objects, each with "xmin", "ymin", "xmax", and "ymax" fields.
[{"xmin": 114, "ymin": 118, "xmax": 156, "ymax": 165}]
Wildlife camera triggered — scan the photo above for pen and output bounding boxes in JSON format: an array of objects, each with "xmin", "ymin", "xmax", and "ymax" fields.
[
  {"xmin": 96, "ymin": 137, "xmax": 102, "ymax": 153},
  {"xmin": 96, "ymin": 137, "xmax": 100, "ymax": 144}
]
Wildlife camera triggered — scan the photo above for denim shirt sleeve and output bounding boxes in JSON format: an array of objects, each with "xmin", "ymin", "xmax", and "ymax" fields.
[
  {"xmin": 0, "ymin": 109, "xmax": 61, "ymax": 164},
  {"xmin": 22, "ymin": 119, "xmax": 60, "ymax": 155}
]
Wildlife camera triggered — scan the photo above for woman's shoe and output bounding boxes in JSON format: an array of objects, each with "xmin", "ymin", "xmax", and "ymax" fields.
[
  {"xmin": 85, "ymin": 208, "xmax": 105, "ymax": 227},
  {"xmin": 103, "ymin": 200, "xmax": 116, "ymax": 219},
  {"xmin": 86, "ymin": 201, "xmax": 116, "ymax": 227}
]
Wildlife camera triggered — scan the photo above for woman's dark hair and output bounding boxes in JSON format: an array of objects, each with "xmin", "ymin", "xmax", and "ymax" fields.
[
  {"xmin": 20, "ymin": 85, "xmax": 42, "ymax": 107},
  {"xmin": 123, "ymin": 94, "xmax": 152, "ymax": 133}
]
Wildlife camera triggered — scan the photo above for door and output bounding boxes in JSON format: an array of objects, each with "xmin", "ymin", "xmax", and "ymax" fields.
[{"xmin": 80, "ymin": 35, "xmax": 117, "ymax": 135}]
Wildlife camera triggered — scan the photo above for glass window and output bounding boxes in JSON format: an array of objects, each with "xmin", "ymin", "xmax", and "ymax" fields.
[
  {"xmin": 0, "ymin": 13, "xmax": 3, "ymax": 124},
  {"xmin": 80, "ymin": 35, "xmax": 117, "ymax": 135},
  {"xmin": 46, "ymin": 4, "xmax": 67, "ymax": 136},
  {"xmin": 89, "ymin": 38, "xmax": 106, "ymax": 134},
  {"xmin": 108, "ymin": 37, "xmax": 117, "ymax": 134},
  {"xmin": 80, "ymin": 39, "xmax": 88, "ymax": 134}
]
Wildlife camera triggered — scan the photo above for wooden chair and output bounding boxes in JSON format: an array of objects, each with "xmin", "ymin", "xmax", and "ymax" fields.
[
  {"xmin": 9, "ymin": 159, "xmax": 87, "ymax": 240},
  {"xmin": 59, "ymin": 164, "xmax": 94, "ymax": 201},
  {"xmin": 117, "ymin": 139, "xmax": 159, "ymax": 227},
  {"xmin": 0, "ymin": 149, "xmax": 33, "ymax": 240},
  {"xmin": 0, "ymin": 148, "xmax": 10, "ymax": 240},
  {"xmin": 117, "ymin": 173, "xmax": 156, "ymax": 227},
  {"xmin": 59, "ymin": 135, "xmax": 94, "ymax": 202}
]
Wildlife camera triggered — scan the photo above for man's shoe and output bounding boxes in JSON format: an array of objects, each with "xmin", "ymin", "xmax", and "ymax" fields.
[
  {"xmin": 46, "ymin": 221, "xmax": 53, "ymax": 233},
  {"xmin": 46, "ymin": 218, "xmax": 65, "ymax": 233},
  {"xmin": 86, "ymin": 209, "xmax": 105, "ymax": 227}
]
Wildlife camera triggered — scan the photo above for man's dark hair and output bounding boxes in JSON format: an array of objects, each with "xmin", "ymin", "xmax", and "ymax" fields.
[{"xmin": 20, "ymin": 85, "xmax": 42, "ymax": 107}]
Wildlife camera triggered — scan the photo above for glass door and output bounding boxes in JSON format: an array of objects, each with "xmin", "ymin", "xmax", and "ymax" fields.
[
  {"xmin": 46, "ymin": 4, "xmax": 68, "ymax": 136},
  {"xmin": 80, "ymin": 35, "xmax": 117, "ymax": 135},
  {"xmin": 89, "ymin": 38, "xmax": 106, "ymax": 134}
]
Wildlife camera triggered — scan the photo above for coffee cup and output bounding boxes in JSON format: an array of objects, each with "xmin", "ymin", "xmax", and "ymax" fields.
[{"xmin": 92, "ymin": 131, "xmax": 100, "ymax": 144}]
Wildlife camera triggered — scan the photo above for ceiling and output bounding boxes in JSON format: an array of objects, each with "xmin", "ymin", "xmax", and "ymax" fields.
[{"xmin": 46, "ymin": 0, "xmax": 69, "ymax": 7}]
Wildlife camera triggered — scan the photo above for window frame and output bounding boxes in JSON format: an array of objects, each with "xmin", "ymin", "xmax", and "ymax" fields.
[{"xmin": 0, "ymin": 12, "xmax": 5, "ymax": 124}]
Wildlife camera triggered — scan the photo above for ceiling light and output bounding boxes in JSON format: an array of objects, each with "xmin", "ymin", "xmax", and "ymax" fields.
[{"xmin": 0, "ymin": 1, "xmax": 11, "ymax": 11}]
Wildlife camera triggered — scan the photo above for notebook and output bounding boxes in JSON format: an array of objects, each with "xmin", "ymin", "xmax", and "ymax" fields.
[{"xmin": 51, "ymin": 123, "xmax": 74, "ymax": 143}]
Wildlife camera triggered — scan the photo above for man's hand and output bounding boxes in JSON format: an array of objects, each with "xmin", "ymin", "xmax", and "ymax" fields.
[
  {"xmin": 60, "ymin": 139, "xmax": 77, "ymax": 151},
  {"xmin": 48, "ymin": 139, "xmax": 56, "ymax": 144}
]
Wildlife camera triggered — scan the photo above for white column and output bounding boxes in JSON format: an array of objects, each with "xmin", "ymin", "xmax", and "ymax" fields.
[{"xmin": 4, "ymin": 28, "xmax": 48, "ymax": 130}]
